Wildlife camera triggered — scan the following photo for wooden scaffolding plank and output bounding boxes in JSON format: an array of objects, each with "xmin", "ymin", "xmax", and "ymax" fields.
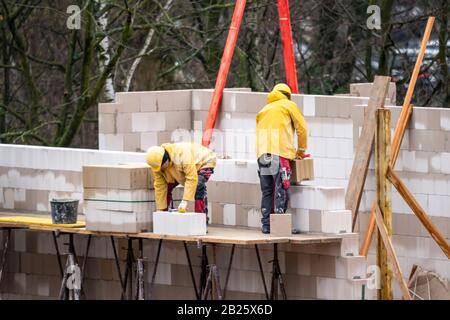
[
  {"xmin": 0, "ymin": 212, "xmax": 342, "ymax": 246},
  {"xmin": 345, "ymin": 75, "xmax": 391, "ymax": 229}
]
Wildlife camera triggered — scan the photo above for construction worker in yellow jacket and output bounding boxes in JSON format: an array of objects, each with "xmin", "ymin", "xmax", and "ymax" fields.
[
  {"xmin": 145, "ymin": 142, "xmax": 216, "ymax": 219},
  {"xmin": 256, "ymin": 83, "xmax": 308, "ymax": 234}
]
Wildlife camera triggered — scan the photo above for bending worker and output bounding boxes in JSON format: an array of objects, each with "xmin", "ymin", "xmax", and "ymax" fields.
[
  {"xmin": 145, "ymin": 142, "xmax": 216, "ymax": 220},
  {"xmin": 256, "ymin": 83, "xmax": 308, "ymax": 234}
]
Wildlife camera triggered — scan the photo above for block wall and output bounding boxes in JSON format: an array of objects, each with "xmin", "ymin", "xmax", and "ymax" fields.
[
  {"xmin": 0, "ymin": 229, "xmax": 367, "ymax": 300},
  {"xmin": 0, "ymin": 144, "xmax": 366, "ymax": 299},
  {"xmin": 97, "ymin": 87, "xmax": 450, "ymax": 298},
  {"xmin": 2, "ymin": 85, "xmax": 450, "ymax": 299}
]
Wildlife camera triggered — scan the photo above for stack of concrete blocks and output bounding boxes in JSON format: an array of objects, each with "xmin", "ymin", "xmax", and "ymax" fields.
[
  {"xmin": 98, "ymin": 90, "xmax": 192, "ymax": 152},
  {"xmin": 153, "ymin": 211, "xmax": 207, "ymax": 236},
  {"xmin": 207, "ymin": 159, "xmax": 261, "ymax": 227},
  {"xmin": 0, "ymin": 145, "xmax": 144, "ymax": 214},
  {"xmin": 290, "ymin": 185, "xmax": 352, "ymax": 234},
  {"xmin": 83, "ymin": 164, "xmax": 154, "ymax": 233},
  {"xmin": 354, "ymin": 105, "xmax": 450, "ymax": 298}
]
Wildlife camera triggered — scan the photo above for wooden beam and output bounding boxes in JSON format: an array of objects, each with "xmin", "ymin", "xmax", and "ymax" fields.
[
  {"xmin": 375, "ymin": 109, "xmax": 393, "ymax": 300},
  {"xmin": 390, "ymin": 16, "xmax": 436, "ymax": 165},
  {"xmin": 386, "ymin": 167, "xmax": 450, "ymax": 259},
  {"xmin": 346, "ymin": 75, "xmax": 391, "ymax": 230},
  {"xmin": 360, "ymin": 16, "xmax": 436, "ymax": 256},
  {"xmin": 361, "ymin": 203, "xmax": 377, "ymax": 256},
  {"xmin": 374, "ymin": 204, "xmax": 412, "ymax": 300}
]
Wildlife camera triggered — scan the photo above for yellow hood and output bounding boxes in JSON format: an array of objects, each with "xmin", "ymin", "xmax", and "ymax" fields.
[{"xmin": 267, "ymin": 88, "xmax": 289, "ymax": 104}]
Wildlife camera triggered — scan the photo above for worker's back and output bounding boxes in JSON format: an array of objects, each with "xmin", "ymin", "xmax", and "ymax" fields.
[
  {"xmin": 162, "ymin": 142, "xmax": 216, "ymax": 171},
  {"xmin": 256, "ymin": 89, "xmax": 305, "ymax": 160}
]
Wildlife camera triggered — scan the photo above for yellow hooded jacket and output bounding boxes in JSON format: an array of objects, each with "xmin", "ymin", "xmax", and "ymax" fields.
[
  {"xmin": 152, "ymin": 142, "xmax": 216, "ymax": 210},
  {"xmin": 256, "ymin": 88, "xmax": 307, "ymax": 160}
]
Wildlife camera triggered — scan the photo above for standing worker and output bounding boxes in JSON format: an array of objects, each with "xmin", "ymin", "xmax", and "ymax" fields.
[
  {"xmin": 256, "ymin": 83, "xmax": 308, "ymax": 234},
  {"xmin": 145, "ymin": 142, "xmax": 216, "ymax": 224}
]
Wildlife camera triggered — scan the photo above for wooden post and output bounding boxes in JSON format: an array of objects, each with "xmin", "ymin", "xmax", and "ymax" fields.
[{"xmin": 375, "ymin": 109, "xmax": 393, "ymax": 300}]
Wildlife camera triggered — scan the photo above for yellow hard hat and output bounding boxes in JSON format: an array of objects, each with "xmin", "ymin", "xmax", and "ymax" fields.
[
  {"xmin": 145, "ymin": 146, "xmax": 165, "ymax": 172},
  {"xmin": 273, "ymin": 83, "xmax": 292, "ymax": 99}
]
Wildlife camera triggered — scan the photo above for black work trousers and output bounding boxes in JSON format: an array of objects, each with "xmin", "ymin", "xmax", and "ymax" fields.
[{"xmin": 257, "ymin": 154, "xmax": 290, "ymax": 228}]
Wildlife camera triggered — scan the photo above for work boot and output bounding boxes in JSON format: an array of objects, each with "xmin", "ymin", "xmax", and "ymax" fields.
[{"xmin": 262, "ymin": 225, "xmax": 270, "ymax": 234}]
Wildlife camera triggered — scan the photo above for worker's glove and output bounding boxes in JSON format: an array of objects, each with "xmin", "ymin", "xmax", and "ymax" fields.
[
  {"xmin": 295, "ymin": 149, "xmax": 305, "ymax": 159},
  {"xmin": 296, "ymin": 149, "xmax": 311, "ymax": 159},
  {"xmin": 177, "ymin": 200, "xmax": 188, "ymax": 213}
]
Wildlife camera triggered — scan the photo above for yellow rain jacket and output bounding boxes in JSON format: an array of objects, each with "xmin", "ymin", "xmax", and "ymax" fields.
[
  {"xmin": 152, "ymin": 142, "xmax": 216, "ymax": 210},
  {"xmin": 256, "ymin": 88, "xmax": 307, "ymax": 160}
]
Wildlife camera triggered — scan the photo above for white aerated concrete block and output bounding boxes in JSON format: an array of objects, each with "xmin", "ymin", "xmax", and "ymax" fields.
[
  {"xmin": 336, "ymin": 256, "xmax": 368, "ymax": 280},
  {"xmin": 290, "ymin": 185, "xmax": 346, "ymax": 211},
  {"xmin": 441, "ymin": 153, "xmax": 450, "ymax": 174},
  {"xmin": 247, "ymin": 208, "xmax": 261, "ymax": 228},
  {"xmin": 321, "ymin": 210, "xmax": 352, "ymax": 234},
  {"xmin": 292, "ymin": 208, "xmax": 309, "ymax": 232},
  {"xmin": 316, "ymin": 277, "xmax": 367, "ymax": 300},
  {"xmin": 223, "ymin": 204, "xmax": 236, "ymax": 226},
  {"xmin": 152, "ymin": 211, "xmax": 206, "ymax": 236},
  {"xmin": 441, "ymin": 110, "xmax": 450, "ymax": 131},
  {"xmin": 296, "ymin": 209, "xmax": 352, "ymax": 234},
  {"xmin": 216, "ymin": 159, "xmax": 258, "ymax": 184},
  {"xmin": 340, "ymin": 233, "xmax": 360, "ymax": 257},
  {"xmin": 303, "ymin": 96, "xmax": 315, "ymax": 116},
  {"xmin": 131, "ymin": 112, "xmax": 166, "ymax": 132},
  {"xmin": 333, "ymin": 119, "xmax": 353, "ymax": 139},
  {"xmin": 99, "ymin": 134, "xmax": 124, "ymax": 151}
]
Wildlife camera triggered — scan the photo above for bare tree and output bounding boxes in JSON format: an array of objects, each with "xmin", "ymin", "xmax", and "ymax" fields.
[{"xmin": 0, "ymin": 0, "xmax": 448, "ymax": 148}]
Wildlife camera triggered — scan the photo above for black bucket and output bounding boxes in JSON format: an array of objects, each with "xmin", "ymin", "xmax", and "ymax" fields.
[{"xmin": 50, "ymin": 199, "xmax": 79, "ymax": 224}]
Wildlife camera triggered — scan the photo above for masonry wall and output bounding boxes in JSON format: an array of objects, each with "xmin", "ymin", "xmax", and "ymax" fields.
[
  {"xmin": 95, "ymin": 86, "xmax": 449, "ymax": 298},
  {"xmin": 1, "ymin": 86, "xmax": 449, "ymax": 299},
  {"xmin": 0, "ymin": 144, "xmax": 366, "ymax": 300}
]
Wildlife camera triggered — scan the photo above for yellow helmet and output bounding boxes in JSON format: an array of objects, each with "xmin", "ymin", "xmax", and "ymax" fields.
[
  {"xmin": 145, "ymin": 146, "xmax": 165, "ymax": 172},
  {"xmin": 273, "ymin": 83, "xmax": 292, "ymax": 99}
]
